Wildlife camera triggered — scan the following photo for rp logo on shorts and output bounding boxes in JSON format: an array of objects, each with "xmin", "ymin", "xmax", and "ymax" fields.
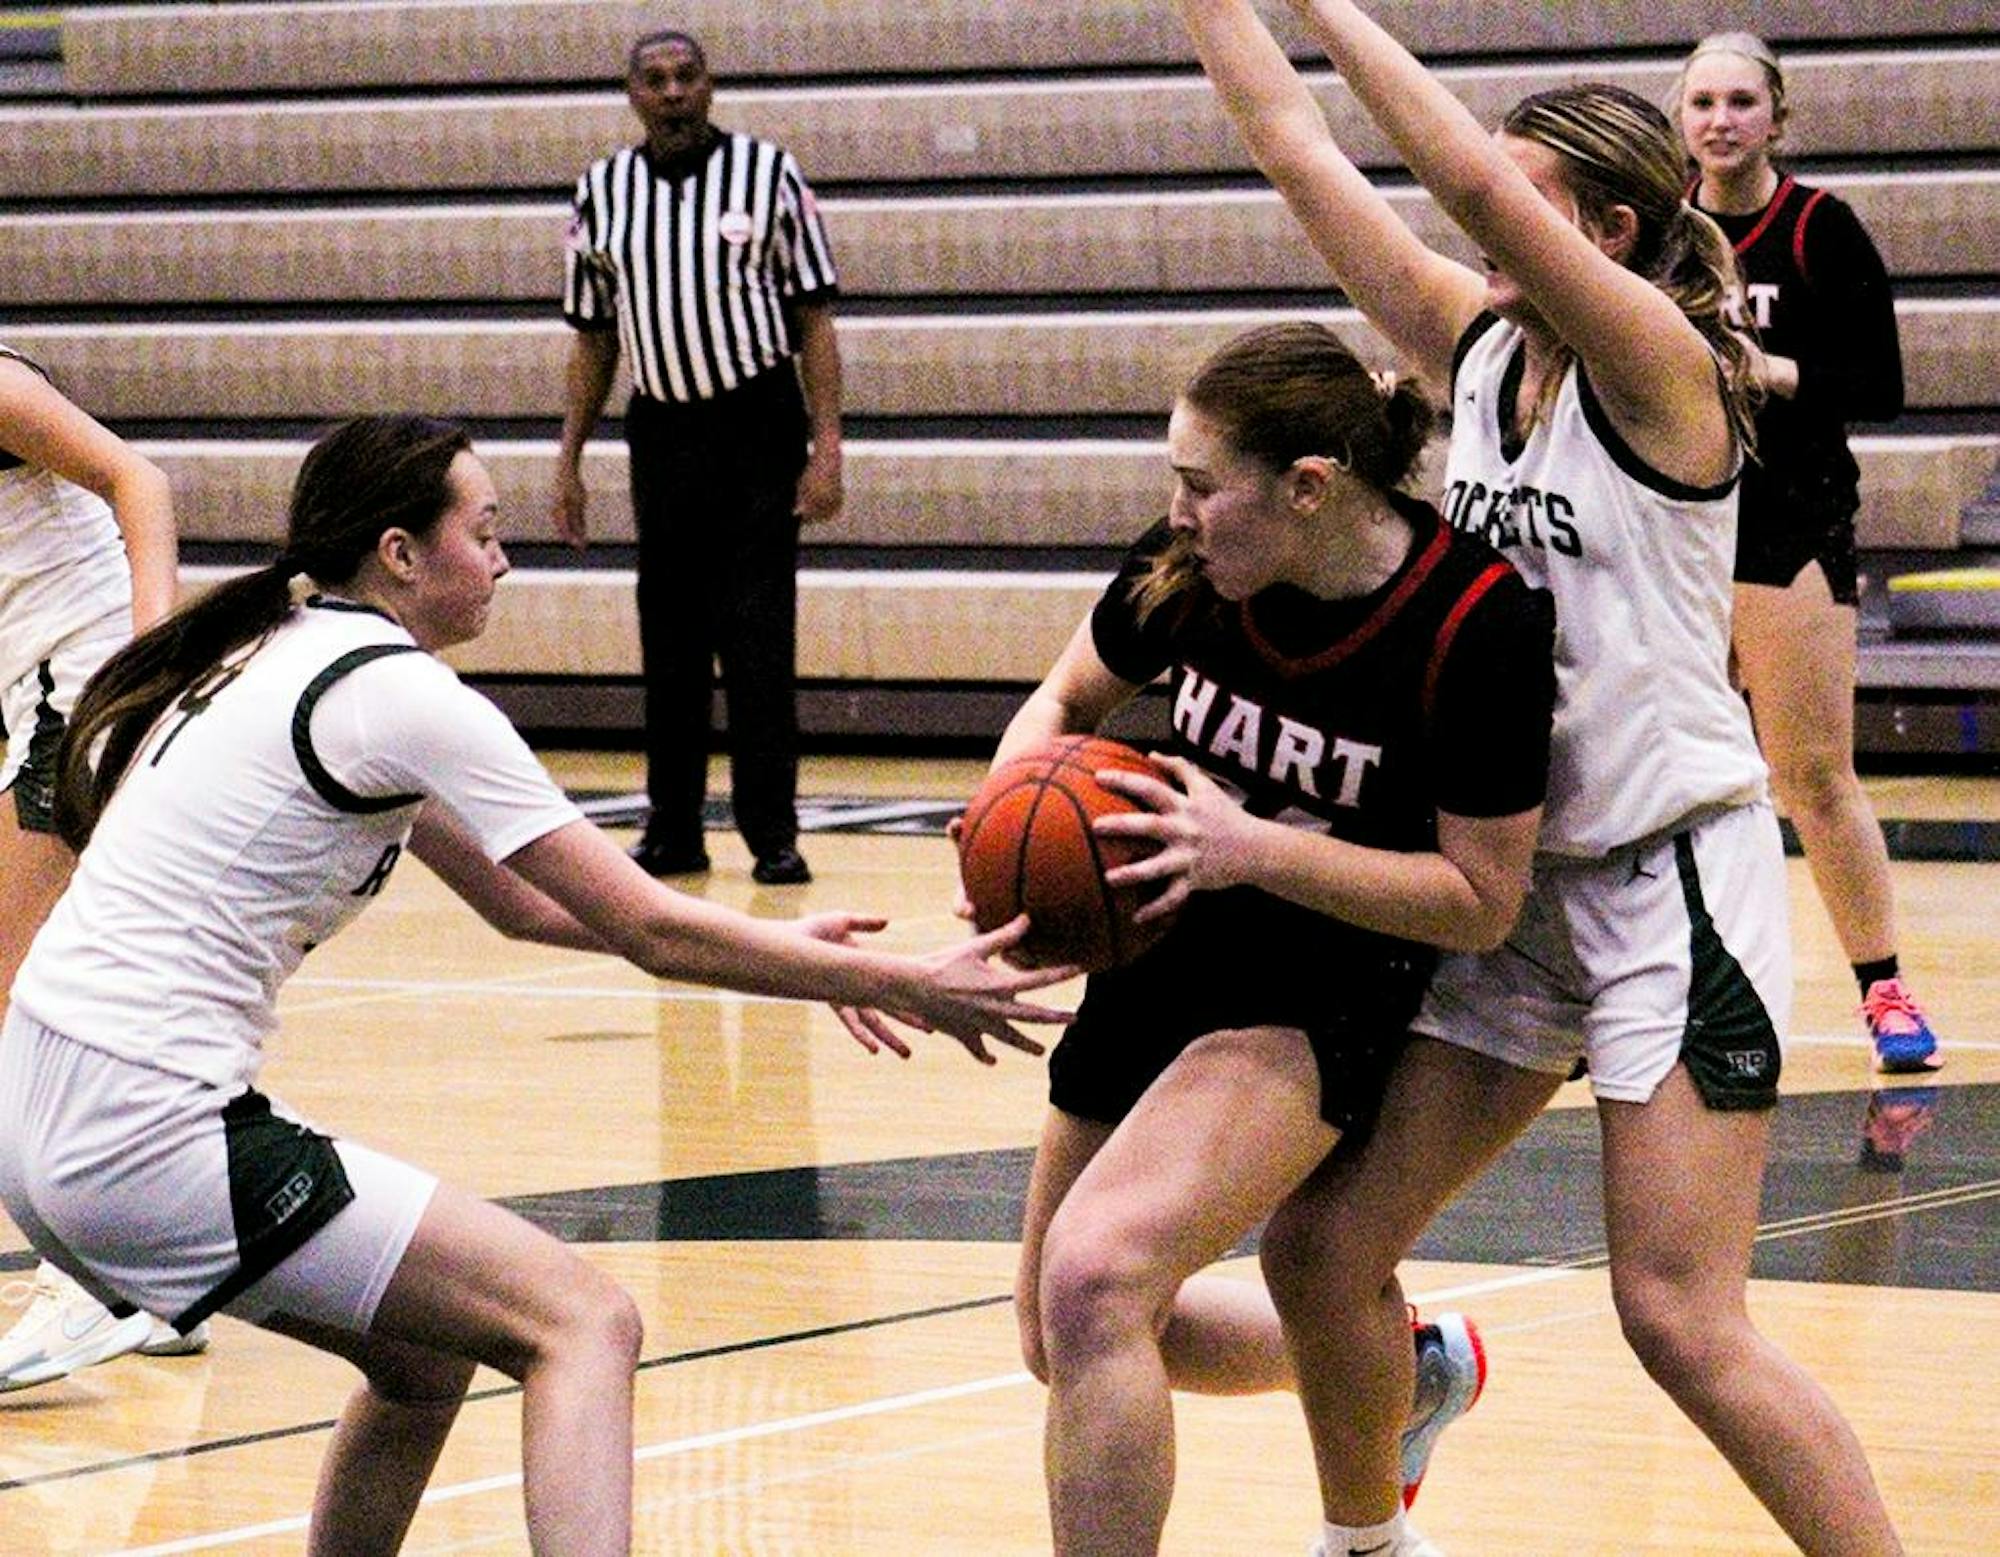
[
  {"xmin": 265, "ymin": 1171, "xmax": 316, "ymax": 1226},
  {"xmin": 1724, "ymin": 1050, "xmax": 1770, "ymax": 1079}
]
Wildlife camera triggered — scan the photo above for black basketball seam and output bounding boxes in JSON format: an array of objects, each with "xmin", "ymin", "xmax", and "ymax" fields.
[
  {"xmin": 1061, "ymin": 736, "xmax": 1156, "ymax": 967},
  {"xmin": 964, "ymin": 737, "xmax": 1157, "ymax": 967},
  {"xmin": 1030, "ymin": 767, "xmax": 1125, "ymax": 969},
  {"xmin": 1014, "ymin": 773, "xmax": 1058, "ymax": 938},
  {"xmin": 961, "ymin": 772, "xmax": 1043, "ymax": 925},
  {"xmin": 1069, "ymin": 779, "xmax": 1128, "ymax": 967}
]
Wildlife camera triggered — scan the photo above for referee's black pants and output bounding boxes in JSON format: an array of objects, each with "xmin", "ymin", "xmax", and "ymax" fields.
[{"xmin": 626, "ymin": 373, "xmax": 808, "ymax": 860}]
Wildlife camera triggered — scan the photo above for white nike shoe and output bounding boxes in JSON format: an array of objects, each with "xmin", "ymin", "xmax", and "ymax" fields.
[
  {"xmin": 138, "ymin": 1315, "xmax": 212, "ymax": 1357},
  {"xmin": 0, "ymin": 1262, "xmax": 153, "ymax": 1392}
]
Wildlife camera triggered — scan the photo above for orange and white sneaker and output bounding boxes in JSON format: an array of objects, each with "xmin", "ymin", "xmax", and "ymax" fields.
[
  {"xmin": 1402, "ymin": 1311, "xmax": 1485, "ymax": 1508},
  {"xmin": 1861, "ymin": 978, "xmax": 1944, "ymax": 1075}
]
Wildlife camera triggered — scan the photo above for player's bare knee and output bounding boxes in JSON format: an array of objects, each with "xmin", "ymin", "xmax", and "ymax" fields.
[
  {"xmin": 556, "ymin": 1272, "xmax": 643, "ymax": 1370},
  {"xmin": 1018, "ymin": 1317, "xmax": 1052, "ymax": 1384},
  {"xmin": 1036, "ymin": 1235, "xmax": 1153, "ymax": 1373},
  {"xmin": 493, "ymin": 1268, "xmax": 642, "ymax": 1382},
  {"xmin": 1015, "ymin": 1278, "xmax": 1052, "ymax": 1382},
  {"xmin": 1611, "ymin": 1275, "xmax": 1735, "ymax": 1389}
]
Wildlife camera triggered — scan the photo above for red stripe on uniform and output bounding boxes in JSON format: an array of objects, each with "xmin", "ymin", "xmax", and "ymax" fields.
[
  {"xmin": 1241, "ymin": 519, "xmax": 1453, "ymax": 677},
  {"xmin": 1422, "ymin": 562, "xmax": 1512, "ymax": 724},
  {"xmin": 1791, "ymin": 188, "xmax": 1829, "ymax": 287},
  {"xmin": 1731, "ymin": 174, "xmax": 1797, "ymax": 255}
]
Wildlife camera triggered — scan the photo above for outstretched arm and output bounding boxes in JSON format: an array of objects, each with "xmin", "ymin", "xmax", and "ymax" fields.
[
  {"xmin": 501, "ymin": 819, "xmax": 1072, "ymax": 1063},
  {"xmin": 1177, "ymin": 0, "xmax": 1484, "ymax": 383},
  {"xmin": 1284, "ymin": 0, "xmax": 1723, "ymax": 463},
  {"xmin": 410, "ymin": 805, "xmax": 613, "ymax": 951}
]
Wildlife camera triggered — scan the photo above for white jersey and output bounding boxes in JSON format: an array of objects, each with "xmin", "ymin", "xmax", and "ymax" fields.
[
  {"xmin": 0, "ymin": 346, "xmax": 132, "ymax": 685},
  {"xmin": 1440, "ymin": 315, "xmax": 1765, "ymax": 857},
  {"xmin": 13, "ymin": 599, "xmax": 582, "ymax": 1089}
]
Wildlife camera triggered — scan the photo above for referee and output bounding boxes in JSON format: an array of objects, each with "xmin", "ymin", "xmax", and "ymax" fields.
[{"xmin": 552, "ymin": 28, "xmax": 842, "ymax": 886}]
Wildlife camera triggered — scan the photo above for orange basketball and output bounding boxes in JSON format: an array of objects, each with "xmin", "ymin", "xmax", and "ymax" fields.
[{"xmin": 958, "ymin": 735, "xmax": 1176, "ymax": 972}]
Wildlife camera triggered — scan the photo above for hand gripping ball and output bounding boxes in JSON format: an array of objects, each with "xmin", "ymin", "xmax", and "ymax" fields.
[{"xmin": 957, "ymin": 735, "xmax": 1176, "ymax": 971}]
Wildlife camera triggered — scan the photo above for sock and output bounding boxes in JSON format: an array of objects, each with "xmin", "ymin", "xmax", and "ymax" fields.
[
  {"xmin": 1854, "ymin": 955, "xmax": 1900, "ymax": 997},
  {"xmin": 1320, "ymin": 1512, "xmax": 1405, "ymax": 1556}
]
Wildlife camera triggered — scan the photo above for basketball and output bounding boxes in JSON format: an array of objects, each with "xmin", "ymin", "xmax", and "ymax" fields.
[{"xmin": 957, "ymin": 735, "xmax": 1177, "ymax": 972}]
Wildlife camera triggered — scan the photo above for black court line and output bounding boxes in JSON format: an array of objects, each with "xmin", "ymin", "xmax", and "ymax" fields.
[
  {"xmin": 4, "ymin": 1082, "xmax": 1993, "ymax": 1496},
  {"xmin": 10, "ymin": 1104, "xmax": 1992, "ymax": 1499},
  {"xmin": 0, "ymin": 1292, "xmax": 1011, "ymax": 1495}
]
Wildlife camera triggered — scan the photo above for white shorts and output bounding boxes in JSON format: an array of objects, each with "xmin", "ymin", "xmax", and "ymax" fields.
[
  {"xmin": 0, "ymin": 1009, "xmax": 437, "ymax": 1334},
  {"xmin": 0, "ymin": 604, "xmax": 131, "ymax": 832},
  {"xmin": 1414, "ymin": 801, "xmax": 1791, "ymax": 1108}
]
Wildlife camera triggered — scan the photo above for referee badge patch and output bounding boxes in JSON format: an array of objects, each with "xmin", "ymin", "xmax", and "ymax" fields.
[{"xmin": 719, "ymin": 211, "xmax": 754, "ymax": 245}]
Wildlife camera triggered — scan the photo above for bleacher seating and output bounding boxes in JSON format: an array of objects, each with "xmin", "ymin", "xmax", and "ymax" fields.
[{"xmin": 6, "ymin": 0, "xmax": 1994, "ymax": 751}]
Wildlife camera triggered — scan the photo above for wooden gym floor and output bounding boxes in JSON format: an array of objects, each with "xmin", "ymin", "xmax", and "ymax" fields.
[{"xmin": 2, "ymin": 754, "xmax": 1995, "ymax": 1555}]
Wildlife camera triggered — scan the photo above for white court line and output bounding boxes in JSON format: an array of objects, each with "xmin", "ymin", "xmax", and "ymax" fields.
[
  {"xmin": 283, "ymin": 975, "xmax": 778, "ymax": 1007},
  {"xmin": 104, "ymin": 1371, "xmax": 1037, "ymax": 1557},
  {"xmin": 99, "ymin": 1267, "xmax": 1571, "ymax": 1556}
]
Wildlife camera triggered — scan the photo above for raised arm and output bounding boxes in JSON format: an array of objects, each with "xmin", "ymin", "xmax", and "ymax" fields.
[
  {"xmin": 1176, "ymin": 0, "xmax": 1485, "ymax": 383},
  {"xmin": 1285, "ymin": 0, "xmax": 1723, "ymax": 460},
  {"xmin": 0, "ymin": 356, "xmax": 178, "ymax": 631}
]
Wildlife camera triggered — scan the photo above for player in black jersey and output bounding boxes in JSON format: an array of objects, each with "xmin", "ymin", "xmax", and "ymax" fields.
[
  {"xmin": 1177, "ymin": 4, "xmax": 1907, "ymax": 1554},
  {"xmin": 1678, "ymin": 31, "xmax": 1942, "ymax": 1075},
  {"xmin": 985, "ymin": 322, "xmax": 1555, "ymax": 1556}
]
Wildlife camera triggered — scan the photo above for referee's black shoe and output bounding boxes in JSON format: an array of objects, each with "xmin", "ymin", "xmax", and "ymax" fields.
[
  {"xmin": 629, "ymin": 836, "xmax": 711, "ymax": 877},
  {"xmin": 751, "ymin": 847, "xmax": 812, "ymax": 885}
]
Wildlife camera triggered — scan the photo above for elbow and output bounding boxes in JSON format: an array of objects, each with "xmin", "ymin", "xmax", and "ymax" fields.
[
  {"xmin": 134, "ymin": 455, "xmax": 172, "ymax": 498},
  {"xmin": 113, "ymin": 456, "xmax": 175, "ymax": 518},
  {"xmin": 1443, "ymin": 892, "xmax": 1526, "ymax": 954}
]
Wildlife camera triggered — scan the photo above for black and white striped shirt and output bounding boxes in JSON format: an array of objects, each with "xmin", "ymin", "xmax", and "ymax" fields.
[{"xmin": 562, "ymin": 129, "xmax": 839, "ymax": 405}]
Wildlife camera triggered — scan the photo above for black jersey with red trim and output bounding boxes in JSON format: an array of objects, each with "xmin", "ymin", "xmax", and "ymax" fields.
[
  {"xmin": 1091, "ymin": 493, "xmax": 1555, "ymax": 862},
  {"xmin": 1697, "ymin": 175, "xmax": 1903, "ymax": 528}
]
